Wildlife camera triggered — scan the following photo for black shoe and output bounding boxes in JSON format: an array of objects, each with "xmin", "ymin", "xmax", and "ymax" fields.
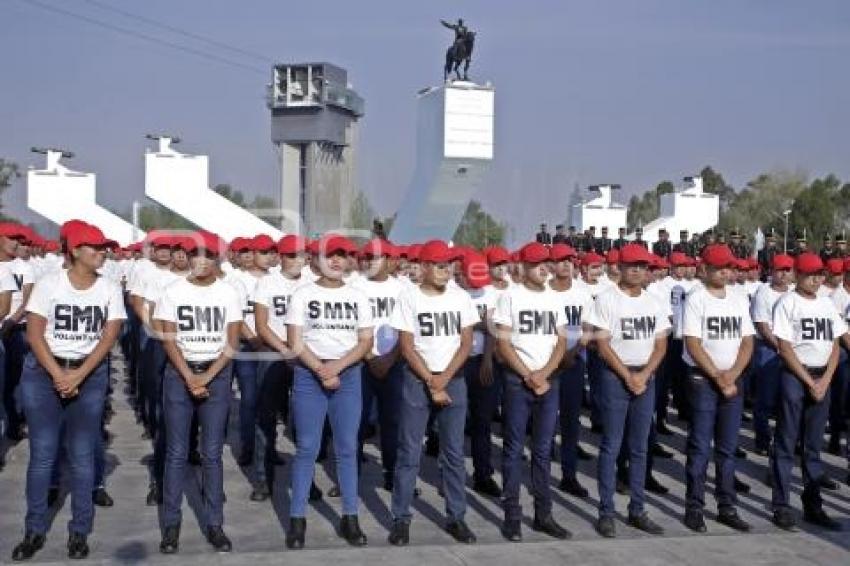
[
  {"xmin": 146, "ymin": 483, "xmax": 163, "ymax": 506},
  {"xmin": 819, "ymin": 476, "xmax": 839, "ymax": 491},
  {"xmin": 92, "ymin": 487, "xmax": 114, "ymax": 507},
  {"xmin": 645, "ymin": 474, "xmax": 669, "ymax": 495},
  {"xmin": 47, "ymin": 487, "xmax": 59, "ymax": 507},
  {"xmin": 67, "ymin": 533, "xmax": 89, "ymax": 560},
  {"xmin": 591, "ymin": 423, "xmax": 604, "ymax": 434},
  {"xmin": 388, "ymin": 520, "xmax": 410, "ymax": 546},
  {"xmin": 11, "ymin": 532, "xmax": 45, "ymax": 561},
  {"xmin": 616, "ymin": 477, "xmax": 630, "ymax": 495},
  {"xmin": 576, "ymin": 444, "xmax": 594, "ymax": 460},
  {"xmin": 236, "ymin": 451, "xmax": 253, "ymax": 467},
  {"xmin": 340, "ymin": 515, "xmax": 368, "ymax": 546},
  {"xmin": 270, "ymin": 451, "xmax": 287, "ymax": 466},
  {"xmin": 159, "ymin": 525, "xmax": 180, "ymax": 554},
  {"xmin": 656, "ymin": 421, "xmax": 674, "ymax": 436},
  {"xmin": 827, "ymin": 435, "xmax": 841, "ymax": 455},
  {"xmin": 424, "ymin": 436, "xmax": 439, "ymax": 458},
  {"xmin": 652, "ymin": 443, "xmax": 673, "ymax": 458},
  {"xmin": 473, "ymin": 477, "xmax": 502, "ymax": 497},
  {"xmin": 286, "ymin": 518, "xmax": 306, "ymax": 549},
  {"xmin": 308, "ymin": 482, "xmax": 323, "ymax": 502},
  {"xmin": 558, "ymin": 476, "xmax": 589, "ymax": 498},
  {"xmin": 446, "ymin": 520, "xmax": 476, "ymax": 544},
  {"xmin": 735, "ymin": 447, "xmax": 747, "ymax": 459},
  {"xmin": 717, "ymin": 509, "xmax": 751, "ymax": 532},
  {"xmin": 628, "ymin": 512, "xmax": 664, "ymax": 535},
  {"xmin": 596, "ymin": 516, "xmax": 616, "ymax": 538},
  {"xmin": 205, "ymin": 526, "xmax": 231, "ymax": 552},
  {"xmin": 753, "ymin": 445, "xmax": 769, "ymax": 457},
  {"xmin": 7, "ymin": 426, "xmax": 27, "ymax": 443},
  {"xmin": 188, "ymin": 450, "xmax": 202, "ymax": 466},
  {"xmin": 501, "ymin": 519, "xmax": 522, "ymax": 542},
  {"xmin": 803, "ymin": 507, "xmax": 842, "ymax": 531},
  {"xmin": 250, "ymin": 481, "xmax": 271, "ymax": 502},
  {"xmin": 741, "ymin": 412, "xmax": 752, "ymax": 423},
  {"xmin": 684, "ymin": 510, "xmax": 707, "ymax": 533},
  {"xmin": 772, "ymin": 508, "xmax": 797, "ymax": 531},
  {"xmin": 734, "ymin": 476, "xmax": 751, "ymax": 494},
  {"xmin": 533, "ymin": 515, "xmax": 571, "ymax": 539},
  {"xmin": 383, "ymin": 473, "xmax": 394, "ymax": 492}
]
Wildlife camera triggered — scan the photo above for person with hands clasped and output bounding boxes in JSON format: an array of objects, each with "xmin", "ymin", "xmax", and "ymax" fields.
[
  {"xmin": 493, "ymin": 242, "xmax": 570, "ymax": 542},
  {"xmin": 585, "ymin": 243, "xmax": 671, "ymax": 539},
  {"xmin": 12, "ymin": 223, "xmax": 125, "ymax": 562},
  {"xmin": 284, "ymin": 236, "xmax": 374, "ymax": 550},
  {"xmin": 770, "ymin": 252, "xmax": 848, "ymax": 532},
  {"xmin": 154, "ymin": 232, "xmax": 243, "ymax": 555},
  {"xmin": 681, "ymin": 244, "xmax": 755, "ymax": 533},
  {"xmin": 388, "ymin": 239, "xmax": 480, "ymax": 546}
]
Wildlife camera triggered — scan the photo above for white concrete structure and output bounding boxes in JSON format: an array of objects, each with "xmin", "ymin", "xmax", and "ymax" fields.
[
  {"xmin": 635, "ymin": 176, "xmax": 719, "ymax": 244},
  {"xmin": 390, "ymin": 81, "xmax": 494, "ymax": 243},
  {"xmin": 27, "ymin": 150, "xmax": 144, "ymax": 246},
  {"xmin": 144, "ymin": 137, "xmax": 284, "ymax": 242},
  {"xmin": 570, "ymin": 185, "xmax": 628, "ymax": 233}
]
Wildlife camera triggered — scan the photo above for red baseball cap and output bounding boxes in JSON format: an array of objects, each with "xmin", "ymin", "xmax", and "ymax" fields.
[
  {"xmin": 550, "ymin": 243, "xmax": 577, "ymax": 262},
  {"xmin": 650, "ymin": 255, "xmax": 669, "ymax": 270},
  {"xmin": 462, "ymin": 252, "xmax": 492, "ymax": 289},
  {"xmin": 277, "ymin": 235, "xmax": 307, "ymax": 255},
  {"xmin": 251, "ymin": 234, "xmax": 276, "ymax": 252},
  {"xmin": 186, "ymin": 231, "xmax": 226, "ymax": 256},
  {"xmin": 771, "ymin": 254, "xmax": 794, "ymax": 270},
  {"xmin": 701, "ymin": 244, "xmax": 736, "ymax": 268},
  {"xmin": 406, "ymin": 243, "xmax": 422, "ymax": 262},
  {"xmin": 484, "ymin": 245, "xmax": 511, "ymax": 266},
  {"xmin": 418, "ymin": 240, "xmax": 454, "ymax": 263},
  {"xmin": 795, "ymin": 252, "xmax": 824, "ymax": 275},
  {"xmin": 149, "ymin": 233, "xmax": 173, "ymax": 248},
  {"xmin": 581, "ymin": 252, "xmax": 605, "ymax": 267},
  {"xmin": 844, "ymin": 258, "xmax": 850, "ymax": 273},
  {"xmin": 669, "ymin": 252, "xmax": 690, "ymax": 267},
  {"xmin": 66, "ymin": 224, "xmax": 108, "ymax": 250},
  {"xmin": 58, "ymin": 219, "xmax": 90, "ymax": 241},
  {"xmin": 44, "ymin": 240, "xmax": 60, "ymax": 253},
  {"xmin": 826, "ymin": 258, "xmax": 845, "ymax": 276},
  {"xmin": 361, "ymin": 238, "xmax": 395, "ymax": 258},
  {"xmin": 518, "ymin": 242, "xmax": 550, "ymax": 264},
  {"xmin": 619, "ymin": 243, "xmax": 651, "ymax": 264},
  {"xmin": 305, "ymin": 239, "xmax": 319, "ymax": 255},
  {"xmin": 606, "ymin": 249, "xmax": 619, "ymax": 265},
  {"xmin": 747, "ymin": 258, "xmax": 760, "ymax": 271},
  {"xmin": 230, "ymin": 237, "xmax": 251, "ymax": 252},
  {"xmin": 319, "ymin": 235, "xmax": 357, "ymax": 256}
]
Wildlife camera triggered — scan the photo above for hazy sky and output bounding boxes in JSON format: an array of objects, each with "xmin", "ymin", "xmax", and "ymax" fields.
[{"xmin": 3, "ymin": 0, "xmax": 849, "ymax": 244}]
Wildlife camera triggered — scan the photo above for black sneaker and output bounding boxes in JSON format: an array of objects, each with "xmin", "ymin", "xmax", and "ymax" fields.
[
  {"xmin": 772, "ymin": 508, "xmax": 797, "ymax": 531},
  {"xmin": 47, "ymin": 487, "xmax": 60, "ymax": 507},
  {"xmin": 652, "ymin": 443, "xmax": 674, "ymax": 459},
  {"xmin": 628, "ymin": 512, "xmax": 664, "ymax": 535},
  {"xmin": 645, "ymin": 474, "xmax": 669, "ymax": 495},
  {"xmin": 250, "ymin": 481, "xmax": 271, "ymax": 502},
  {"xmin": 205, "ymin": 526, "xmax": 232, "ymax": 552},
  {"xmin": 734, "ymin": 476, "xmax": 751, "ymax": 494},
  {"xmin": 309, "ymin": 482, "xmax": 323, "ymax": 502},
  {"xmin": 473, "ymin": 477, "xmax": 502, "ymax": 497},
  {"xmin": 340, "ymin": 515, "xmax": 368, "ymax": 546},
  {"xmin": 818, "ymin": 476, "xmax": 839, "ymax": 491},
  {"xmin": 803, "ymin": 507, "xmax": 842, "ymax": 531},
  {"xmin": 596, "ymin": 516, "xmax": 616, "ymax": 538},
  {"xmin": 146, "ymin": 483, "xmax": 162, "ymax": 506},
  {"xmin": 92, "ymin": 487, "xmax": 114, "ymax": 507},
  {"xmin": 286, "ymin": 518, "xmax": 306, "ymax": 549},
  {"xmin": 577, "ymin": 445, "xmax": 594, "ymax": 460},
  {"xmin": 387, "ymin": 520, "xmax": 409, "ymax": 546},
  {"xmin": 683, "ymin": 509, "xmax": 707, "ymax": 533},
  {"xmin": 717, "ymin": 509, "xmax": 751, "ymax": 532},
  {"xmin": 11, "ymin": 532, "xmax": 45, "ymax": 561},
  {"xmin": 735, "ymin": 447, "xmax": 747, "ymax": 459},
  {"xmin": 501, "ymin": 519, "xmax": 522, "ymax": 542},
  {"xmin": 67, "ymin": 533, "xmax": 89, "ymax": 560},
  {"xmin": 558, "ymin": 476, "xmax": 589, "ymax": 498},
  {"xmin": 446, "ymin": 520, "xmax": 476, "ymax": 544},
  {"xmin": 159, "ymin": 525, "xmax": 180, "ymax": 554},
  {"xmin": 533, "ymin": 515, "xmax": 571, "ymax": 540}
]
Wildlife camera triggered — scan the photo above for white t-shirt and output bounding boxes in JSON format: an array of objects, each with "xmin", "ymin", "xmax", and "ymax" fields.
[
  {"xmin": 830, "ymin": 285, "xmax": 850, "ymax": 325},
  {"xmin": 493, "ymin": 285, "xmax": 564, "ymax": 371},
  {"xmin": 352, "ymin": 276, "xmax": 405, "ymax": 357},
  {"xmin": 585, "ymin": 285, "xmax": 672, "ymax": 366},
  {"xmin": 751, "ymin": 284, "xmax": 786, "ymax": 332},
  {"xmin": 467, "ymin": 285, "xmax": 501, "ymax": 357},
  {"xmin": 0, "ymin": 263, "xmax": 18, "ymax": 295},
  {"xmin": 390, "ymin": 285, "xmax": 479, "ymax": 372},
  {"xmin": 548, "ymin": 281, "xmax": 593, "ymax": 350},
  {"xmin": 143, "ymin": 268, "xmax": 183, "ymax": 306},
  {"xmin": 225, "ymin": 269, "xmax": 263, "ymax": 334},
  {"xmin": 127, "ymin": 258, "xmax": 155, "ymax": 297},
  {"xmin": 654, "ymin": 276, "xmax": 693, "ymax": 339},
  {"xmin": 155, "ymin": 278, "xmax": 243, "ymax": 362},
  {"xmin": 26, "ymin": 270, "xmax": 126, "ymax": 359},
  {"xmin": 682, "ymin": 287, "xmax": 755, "ymax": 370},
  {"xmin": 817, "ymin": 284, "xmax": 839, "ymax": 299},
  {"xmin": 2, "ymin": 258, "xmax": 35, "ymax": 319},
  {"xmin": 285, "ymin": 282, "xmax": 374, "ymax": 360},
  {"xmin": 772, "ymin": 291, "xmax": 848, "ymax": 367},
  {"xmin": 251, "ymin": 271, "xmax": 307, "ymax": 342}
]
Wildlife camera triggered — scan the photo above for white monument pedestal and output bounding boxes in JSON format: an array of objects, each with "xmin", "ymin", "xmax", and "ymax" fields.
[
  {"xmin": 570, "ymin": 185, "xmax": 628, "ymax": 233},
  {"xmin": 635, "ymin": 176, "xmax": 719, "ymax": 244},
  {"xmin": 390, "ymin": 81, "xmax": 494, "ymax": 243}
]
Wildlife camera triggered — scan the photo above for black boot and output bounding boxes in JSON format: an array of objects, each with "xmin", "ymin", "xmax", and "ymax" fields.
[
  {"xmin": 388, "ymin": 520, "xmax": 410, "ymax": 546},
  {"xmin": 11, "ymin": 532, "xmax": 45, "ymax": 561},
  {"xmin": 205, "ymin": 526, "xmax": 232, "ymax": 552},
  {"xmin": 340, "ymin": 515, "xmax": 368, "ymax": 546},
  {"xmin": 67, "ymin": 533, "xmax": 89, "ymax": 560},
  {"xmin": 286, "ymin": 518, "xmax": 306, "ymax": 549},
  {"xmin": 159, "ymin": 525, "xmax": 180, "ymax": 554}
]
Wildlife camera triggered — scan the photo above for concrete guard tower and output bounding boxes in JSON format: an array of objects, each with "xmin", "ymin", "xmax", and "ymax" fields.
[
  {"xmin": 636, "ymin": 176, "xmax": 719, "ymax": 244},
  {"xmin": 268, "ymin": 63, "xmax": 364, "ymax": 236},
  {"xmin": 570, "ymin": 184, "xmax": 628, "ymax": 233}
]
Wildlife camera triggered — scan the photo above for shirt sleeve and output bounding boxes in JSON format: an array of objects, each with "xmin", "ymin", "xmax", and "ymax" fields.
[
  {"xmin": 751, "ymin": 289, "xmax": 771, "ymax": 323},
  {"xmin": 389, "ymin": 289, "xmax": 415, "ymax": 333},
  {"xmin": 107, "ymin": 282, "xmax": 127, "ymax": 321},
  {"xmin": 154, "ymin": 287, "xmax": 176, "ymax": 323},
  {"xmin": 584, "ymin": 292, "xmax": 610, "ymax": 331},
  {"xmin": 25, "ymin": 277, "xmax": 52, "ymax": 318},
  {"xmin": 225, "ymin": 287, "xmax": 244, "ymax": 324},
  {"xmin": 491, "ymin": 291, "xmax": 512, "ymax": 327},
  {"xmin": 284, "ymin": 287, "xmax": 306, "ymax": 327},
  {"xmin": 21, "ymin": 263, "xmax": 35, "ymax": 286},
  {"xmin": 653, "ymin": 298, "xmax": 673, "ymax": 335},
  {"xmin": 681, "ymin": 291, "xmax": 702, "ymax": 338},
  {"xmin": 357, "ymin": 291, "xmax": 374, "ymax": 330},
  {"xmin": 0, "ymin": 266, "xmax": 17, "ymax": 292},
  {"xmin": 772, "ymin": 297, "xmax": 794, "ymax": 342}
]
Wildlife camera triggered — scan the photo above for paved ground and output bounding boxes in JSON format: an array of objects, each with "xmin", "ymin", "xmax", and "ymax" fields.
[{"xmin": 1, "ymin": 353, "xmax": 848, "ymax": 565}]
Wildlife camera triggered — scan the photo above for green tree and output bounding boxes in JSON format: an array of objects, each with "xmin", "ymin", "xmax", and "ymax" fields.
[
  {"xmin": 347, "ymin": 191, "xmax": 376, "ymax": 232},
  {"xmin": 717, "ymin": 170, "xmax": 807, "ymax": 240},
  {"xmin": 0, "ymin": 158, "xmax": 21, "ymax": 221},
  {"xmin": 700, "ymin": 165, "xmax": 736, "ymax": 211},
  {"xmin": 213, "ymin": 184, "xmax": 246, "ymax": 206},
  {"xmin": 790, "ymin": 174, "xmax": 842, "ymax": 249},
  {"xmin": 452, "ymin": 200, "xmax": 505, "ymax": 248}
]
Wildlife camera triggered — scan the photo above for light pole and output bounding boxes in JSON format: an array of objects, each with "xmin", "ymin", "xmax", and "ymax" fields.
[{"xmin": 782, "ymin": 209, "xmax": 792, "ymax": 253}]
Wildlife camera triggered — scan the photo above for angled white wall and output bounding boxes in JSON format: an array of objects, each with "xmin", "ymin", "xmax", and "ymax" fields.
[
  {"xmin": 635, "ymin": 176, "xmax": 719, "ymax": 244},
  {"xmin": 390, "ymin": 81, "xmax": 494, "ymax": 243},
  {"xmin": 144, "ymin": 137, "xmax": 284, "ymax": 242},
  {"xmin": 570, "ymin": 185, "xmax": 628, "ymax": 233},
  {"xmin": 27, "ymin": 151, "xmax": 144, "ymax": 246}
]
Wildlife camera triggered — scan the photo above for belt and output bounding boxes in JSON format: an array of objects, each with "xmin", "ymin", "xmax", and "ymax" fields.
[
  {"xmin": 186, "ymin": 360, "xmax": 215, "ymax": 374},
  {"xmin": 804, "ymin": 366, "xmax": 827, "ymax": 378},
  {"xmin": 54, "ymin": 355, "xmax": 87, "ymax": 369},
  {"xmin": 625, "ymin": 365, "xmax": 647, "ymax": 372}
]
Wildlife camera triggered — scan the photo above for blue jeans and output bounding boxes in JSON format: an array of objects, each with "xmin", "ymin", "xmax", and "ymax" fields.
[
  {"xmin": 597, "ymin": 366, "xmax": 656, "ymax": 518},
  {"xmin": 685, "ymin": 368, "xmax": 743, "ymax": 512},
  {"xmin": 753, "ymin": 344, "xmax": 782, "ymax": 450},
  {"xmin": 234, "ymin": 343, "xmax": 259, "ymax": 457},
  {"xmin": 20, "ymin": 354, "xmax": 108, "ymax": 536},
  {"xmin": 0, "ymin": 339, "xmax": 6, "ymax": 439},
  {"xmin": 464, "ymin": 356, "xmax": 502, "ymax": 482},
  {"xmin": 829, "ymin": 349, "xmax": 848, "ymax": 445},
  {"xmin": 3, "ymin": 325, "xmax": 27, "ymax": 436},
  {"xmin": 771, "ymin": 368, "xmax": 830, "ymax": 510},
  {"xmin": 162, "ymin": 363, "xmax": 232, "ymax": 529},
  {"xmin": 290, "ymin": 363, "xmax": 362, "ymax": 517},
  {"xmin": 392, "ymin": 367, "xmax": 468, "ymax": 523},
  {"xmin": 559, "ymin": 356, "xmax": 586, "ymax": 479},
  {"xmin": 502, "ymin": 370, "xmax": 559, "ymax": 521},
  {"xmin": 359, "ymin": 360, "xmax": 403, "ymax": 478},
  {"xmin": 586, "ymin": 349, "xmax": 603, "ymax": 428},
  {"xmin": 254, "ymin": 360, "xmax": 291, "ymax": 484}
]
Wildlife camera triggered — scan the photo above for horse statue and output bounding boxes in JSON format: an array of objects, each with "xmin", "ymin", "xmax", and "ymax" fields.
[{"xmin": 441, "ymin": 19, "xmax": 475, "ymax": 82}]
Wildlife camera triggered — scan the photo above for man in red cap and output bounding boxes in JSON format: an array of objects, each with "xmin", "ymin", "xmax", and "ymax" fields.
[
  {"xmin": 493, "ymin": 242, "xmax": 569, "ymax": 542},
  {"xmin": 681, "ymin": 244, "xmax": 755, "ymax": 533},
  {"xmin": 751, "ymin": 254, "xmax": 795, "ymax": 454},
  {"xmin": 586, "ymin": 243, "xmax": 671, "ymax": 538},
  {"xmin": 828, "ymin": 258, "xmax": 850, "ymax": 461},
  {"xmin": 578, "ymin": 252, "xmax": 608, "ymax": 299},
  {"xmin": 770, "ymin": 252, "xmax": 847, "ymax": 531}
]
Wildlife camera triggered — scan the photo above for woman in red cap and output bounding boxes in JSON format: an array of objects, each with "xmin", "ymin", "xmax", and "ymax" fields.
[{"xmin": 12, "ymin": 224, "xmax": 125, "ymax": 561}]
